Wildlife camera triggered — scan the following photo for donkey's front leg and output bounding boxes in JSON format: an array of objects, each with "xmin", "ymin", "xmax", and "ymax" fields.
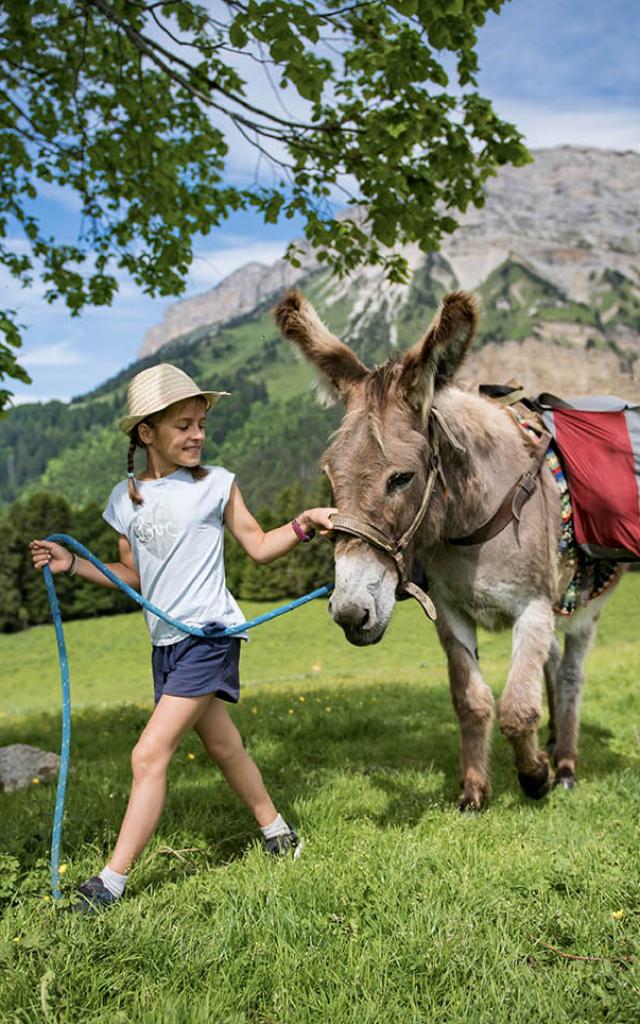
[
  {"xmin": 498, "ymin": 598, "xmax": 555, "ymax": 799},
  {"xmin": 437, "ymin": 610, "xmax": 494, "ymax": 812}
]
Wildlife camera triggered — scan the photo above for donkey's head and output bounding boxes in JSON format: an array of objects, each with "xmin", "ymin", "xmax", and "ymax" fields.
[{"xmin": 275, "ymin": 289, "xmax": 477, "ymax": 645}]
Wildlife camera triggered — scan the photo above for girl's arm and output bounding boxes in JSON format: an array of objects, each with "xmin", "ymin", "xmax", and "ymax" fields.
[
  {"xmin": 224, "ymin": 482, "xmax": 336, "ymax": 564},
  {"xmin": 30, "ymin": 535, "xmax": 140, "ymax": 590}
]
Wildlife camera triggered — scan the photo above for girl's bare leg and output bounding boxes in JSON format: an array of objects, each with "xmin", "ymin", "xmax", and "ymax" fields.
[
  {"xmin": 194, "ymin": 698, "xmax": 277, "ymax": 827},
  {"xmin": 108, "ymin": 693, "xmax": 213, "ymax": 874}
]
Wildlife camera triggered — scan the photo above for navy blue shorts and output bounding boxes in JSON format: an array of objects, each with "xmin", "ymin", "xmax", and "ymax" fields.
[{"xmin": 151, "ymin": 623, "xmax": 241, "ymax": 705}]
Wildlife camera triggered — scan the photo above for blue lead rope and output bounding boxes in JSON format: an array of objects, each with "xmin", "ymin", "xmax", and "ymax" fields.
[{"xmin": 43, "ymin": 532, "xmax": 333, "ymax": 900}]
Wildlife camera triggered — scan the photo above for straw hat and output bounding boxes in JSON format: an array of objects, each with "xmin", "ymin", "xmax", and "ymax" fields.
[{"xmin": 119, "ymin": 363, "xmax": 229, "ymax": 434}]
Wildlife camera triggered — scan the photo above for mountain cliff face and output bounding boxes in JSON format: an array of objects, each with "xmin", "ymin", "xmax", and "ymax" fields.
[
  {"xmin": 139, "ymin": 146, "xmax": 640, "ymax": 401},
  {"xmin": 141, "ymin": 256, "xmax": 316, "ymax": 357}
]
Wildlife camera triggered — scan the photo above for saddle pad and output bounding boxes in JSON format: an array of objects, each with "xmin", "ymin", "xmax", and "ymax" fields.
[{"xmin": 538, "ymin": 395, "xmax": 640, "ymax": 561}]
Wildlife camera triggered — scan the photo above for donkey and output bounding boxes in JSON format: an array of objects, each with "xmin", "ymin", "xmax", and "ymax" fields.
[{"xmin": 275, "ymin": 288, "xmax": 621, "ymax": 810}]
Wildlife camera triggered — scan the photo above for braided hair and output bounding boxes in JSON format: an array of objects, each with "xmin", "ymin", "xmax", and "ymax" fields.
[{"xmin": 127, "ymin": 428, "xmax": 143, "ymax": 506}]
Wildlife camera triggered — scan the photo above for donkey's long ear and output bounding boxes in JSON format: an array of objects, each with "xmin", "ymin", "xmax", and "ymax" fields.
[
  {"xmin": 400, "ymin": 291, "xmax": 478, "ymax": 421},
  {"xmin": 274, "ymin": 289, "xmax": 368, "ymax": 405}
]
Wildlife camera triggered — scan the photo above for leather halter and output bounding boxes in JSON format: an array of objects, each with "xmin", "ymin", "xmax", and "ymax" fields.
[{"xmin": 328, "ymin": 407, "xmax": 552, "ymax": 623}]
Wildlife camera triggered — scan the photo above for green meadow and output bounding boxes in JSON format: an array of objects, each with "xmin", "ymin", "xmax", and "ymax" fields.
[{"xmin": 1, "ymin": 577, "xmax": 640, "ymax": 1022}]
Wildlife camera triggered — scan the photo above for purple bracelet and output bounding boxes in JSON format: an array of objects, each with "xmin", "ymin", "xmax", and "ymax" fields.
[{"xmin": 291, "ymin": 517, "xmax": 315, "ymax": 542}]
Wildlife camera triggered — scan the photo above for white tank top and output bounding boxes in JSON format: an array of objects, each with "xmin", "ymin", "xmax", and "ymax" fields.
[{"xmin": 103, "ymin": 466, "xmax": 247, "ymax": 645}]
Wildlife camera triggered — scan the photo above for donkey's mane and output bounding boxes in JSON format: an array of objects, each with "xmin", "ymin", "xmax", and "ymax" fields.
[
  {"xmin": 328, "ymin": 358, "xmax": 428, "ymax": 466},
  {"xmin": 362, "ymin": 357, "xmax": 403, "ymax": 411}
]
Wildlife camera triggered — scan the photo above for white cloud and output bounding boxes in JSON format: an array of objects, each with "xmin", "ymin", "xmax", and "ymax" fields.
[
  {"xmin": 21, "ymin": 339, "xmax": 86, "ymax": 368},
  {"xmin": 36, "ymin": 182, "xmax": 83, "ymax": 212},
  {"xmin": 9, "ymin": 392, "xmax": 70, "ymax": 406},
  {"xmin": 492, "ymin": 100, "xmax": 640, "ymax": 153}
]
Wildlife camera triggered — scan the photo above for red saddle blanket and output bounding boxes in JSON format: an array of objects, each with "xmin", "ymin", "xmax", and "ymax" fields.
[{"xmin": 536, "ymin": 394, "xmax": 640, "ymax": 561}]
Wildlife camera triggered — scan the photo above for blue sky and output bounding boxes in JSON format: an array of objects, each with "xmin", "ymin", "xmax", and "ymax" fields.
[{"xmin": 7, "ymin": 0, "xmax": 640, "ymax": 404}]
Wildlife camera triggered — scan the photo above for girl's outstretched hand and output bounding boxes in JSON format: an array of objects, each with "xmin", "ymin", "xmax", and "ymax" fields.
[
  {"xmin": 298, "ymin": 507, "xmax": 338, "ymax": 537},
  {"xmin": 29, "ymin": 539, "xmax": 73, "ymax": 574}
]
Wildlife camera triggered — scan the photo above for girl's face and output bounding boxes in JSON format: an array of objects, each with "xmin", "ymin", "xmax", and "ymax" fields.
[{"xmin": 139, "ymin": 397, "xmax": 207, "ymax": 475}]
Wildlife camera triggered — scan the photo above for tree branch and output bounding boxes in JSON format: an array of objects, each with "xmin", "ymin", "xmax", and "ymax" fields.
[{"xmin": 316, "ymin": 1, "xmax": 377, "ymax": 22}]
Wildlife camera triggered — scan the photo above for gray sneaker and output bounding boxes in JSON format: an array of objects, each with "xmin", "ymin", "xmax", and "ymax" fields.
[
  {"xmin": 69, "ymin": 876, "xmax": 120, "ymax": 913},
  {"xmin": 263, "ymin": 825, "xmax": 302, "ymax": 859}
]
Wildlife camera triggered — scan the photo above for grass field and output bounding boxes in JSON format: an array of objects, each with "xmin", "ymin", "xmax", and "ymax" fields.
[{"xmin": 1, "ymin": 577, "xmax": 639, "ymax": 1022}]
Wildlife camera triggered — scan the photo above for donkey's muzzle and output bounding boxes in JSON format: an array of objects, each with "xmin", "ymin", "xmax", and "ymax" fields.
[
  {"xmin": 329, "ymin": 596, "xmax": 372, "ymax": 632},
  {"xmin": 328, "ymin": 595, "xmax": 386, "ymax": 646}
]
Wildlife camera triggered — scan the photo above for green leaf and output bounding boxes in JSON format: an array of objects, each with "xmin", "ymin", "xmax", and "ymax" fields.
[
  {"xmin": 391, "ymin": 0, "xmax": 418, "ymax": 13},
  {"xmin": 229, "ymin": 20, "xmax": 248, "ymax": 48},
  {"xmin": 387, "ymin": 122, "xmax": 408, "ymax": 139}
]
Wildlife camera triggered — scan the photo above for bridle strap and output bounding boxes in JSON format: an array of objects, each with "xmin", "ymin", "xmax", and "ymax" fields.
[
  {"xmin": 396, "ymin": 580, "xmax": 437, "ymax": 621},
  {"xmin": 328, "ymin": 513, "xmax": 396, "ymax": 556},
  {"xmin": 430, "ymin": 407, "xmax": 466, "ymax": 453},
  {"xmin": 447, "ymin": 428, "xmax": 552, "ymax": 547},
  {"xmin": 396, "ymin": 451, "xmax": 442, "ymax": 555}
]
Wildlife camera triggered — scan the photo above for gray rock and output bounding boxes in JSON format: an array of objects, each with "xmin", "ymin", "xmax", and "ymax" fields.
[{"xmin": 0, "ymin": 744, "xmax": 60, "ymax": 793}]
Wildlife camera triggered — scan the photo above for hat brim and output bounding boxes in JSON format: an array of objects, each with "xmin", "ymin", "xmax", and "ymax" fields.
[{"xmin": 118, "ymin": 390, "xmax": 229, "ymax": 434}]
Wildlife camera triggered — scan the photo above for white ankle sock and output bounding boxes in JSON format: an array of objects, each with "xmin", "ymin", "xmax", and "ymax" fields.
[
  {"xmin": 99, "ymin": 865, "xmax": 128, "ymax": 898},
  {"xmin": 261, "ymin": 813, "xmax": 290, "ymax": 839}
]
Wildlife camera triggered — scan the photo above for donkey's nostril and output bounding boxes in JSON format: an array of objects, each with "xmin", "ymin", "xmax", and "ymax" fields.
[{"xmin": 330, "ymin": 599, "xmax": 373, "ymax": 632}]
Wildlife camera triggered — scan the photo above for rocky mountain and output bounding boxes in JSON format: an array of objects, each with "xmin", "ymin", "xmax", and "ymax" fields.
[
  {"xmin": 139, "ymin": 146, "xmax": 640, "ymax": 403},
  {"xmin": 141, "ymin": 256, "xmax": 315, "ymax": 356}
]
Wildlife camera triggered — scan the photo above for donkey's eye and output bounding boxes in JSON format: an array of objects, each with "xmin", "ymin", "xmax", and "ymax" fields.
[{"xmin": 386, "ymin": 471, "xmax": 415, "ymax": 494}]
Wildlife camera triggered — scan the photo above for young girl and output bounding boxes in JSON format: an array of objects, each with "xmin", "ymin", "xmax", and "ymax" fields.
[{"xmin": 30, "ymin": 362, "xmax": 336, "ymax": 913}]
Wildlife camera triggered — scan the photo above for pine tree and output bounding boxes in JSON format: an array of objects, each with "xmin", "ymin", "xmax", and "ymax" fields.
[
  {"xmin": 10, "ymin": 492, "xmax": 74, "ymax": 629},
  {"xmin": 0, "ymin": 510, "xmax": 23, "ymax": 631}
]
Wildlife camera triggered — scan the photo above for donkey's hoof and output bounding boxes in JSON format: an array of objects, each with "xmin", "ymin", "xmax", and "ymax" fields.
[
  {"xmin": 554, "ymin": 765, "xmax": 577, "ymax": 790},
  {"xmin": 458, "ymin": 781, "xmax": 488, "ymax": 813},
  {"xmin": 458, "ymin": 794, "xmax": 482, "ymax": 814},
  {"xmin": 518, "ymin": 761, "xmax": 552, "ymax": 800}
]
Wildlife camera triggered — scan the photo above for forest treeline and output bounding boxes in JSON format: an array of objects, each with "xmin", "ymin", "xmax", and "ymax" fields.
[{"xmin": 0, "ymin": 478, "xmax": 335, "ymax": 633}]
